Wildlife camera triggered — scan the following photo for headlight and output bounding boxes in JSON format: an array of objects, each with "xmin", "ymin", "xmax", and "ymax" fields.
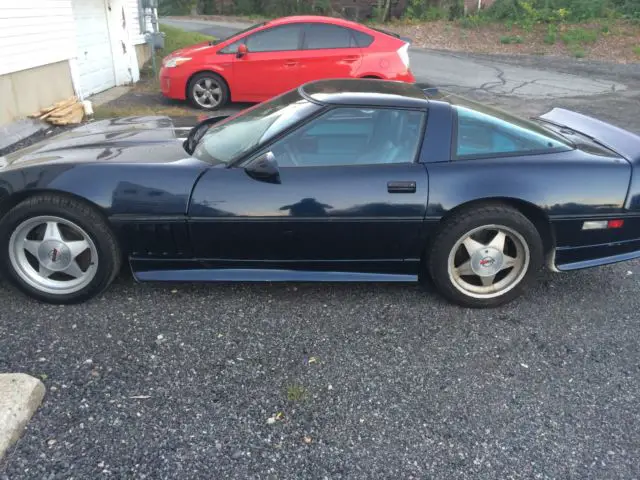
[{"xmin": 164, "ymin": 57, "xmax": 192, "ymax": 68}]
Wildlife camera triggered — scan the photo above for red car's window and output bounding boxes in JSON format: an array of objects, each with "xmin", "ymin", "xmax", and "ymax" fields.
[
  {"xmin": 302, "ymin": 24, "xmax": 363, "ymax": 50},
  {"xmin": 245, "ymin": 25, "xmax": 302, "ymax": 52},
  {"xmin": 352, "ymin": 30, "xmax": 375, "ymax": 47}
]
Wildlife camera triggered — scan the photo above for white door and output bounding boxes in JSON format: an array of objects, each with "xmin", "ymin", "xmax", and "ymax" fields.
[{"xmin": 72, "ymin": 0, "xmax": 116, "ymax": 97}]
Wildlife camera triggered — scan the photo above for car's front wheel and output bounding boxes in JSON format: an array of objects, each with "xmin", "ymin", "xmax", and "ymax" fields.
[
  {"xmin": 428, "ymin": 204, "xmax": 544, "ymax": 308},
  {"xmin": 0, "ymin": 194, "xmax": 121, "ymax": 304},
  {"xmin": 187, "ymin": 72, "xmax": 230, "ymax": 110}
]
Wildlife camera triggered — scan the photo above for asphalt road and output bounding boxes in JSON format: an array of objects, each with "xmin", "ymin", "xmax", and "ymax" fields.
[{"xmin": 2, "ymin": 18, "xmax": 640, "ymax": 480}]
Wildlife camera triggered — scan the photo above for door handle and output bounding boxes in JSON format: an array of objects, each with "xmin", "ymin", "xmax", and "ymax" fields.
[
  {"xmin": 343, "ymin": 56, "xmax": 359, "ymax": 62},
  {"xmin": 387, "ymin": 181, "xmax": 416, "ymax": 193},
  {"xmin": 284, "ymin": 60, "xmax": 298, "ymax": 67}
]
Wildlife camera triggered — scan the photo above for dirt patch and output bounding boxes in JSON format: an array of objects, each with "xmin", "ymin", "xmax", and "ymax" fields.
[
  {"xmin": 384, "ymin": 19, "xmax": 640, "ymax": 64},
  {"xmin": 93, "ymin": 77, "xmax": 249, "ymax": 121}
]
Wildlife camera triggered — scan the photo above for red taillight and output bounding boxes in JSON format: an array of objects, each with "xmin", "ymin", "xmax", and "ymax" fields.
[{"xmin": 608, "ymin": 219, "xmax": 624, "ymax": 229}]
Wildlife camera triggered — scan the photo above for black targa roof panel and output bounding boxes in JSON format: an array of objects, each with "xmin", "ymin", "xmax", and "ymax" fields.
[{"xmin": 299, "ymin": 79, "xmax": 430, "ymax": 109}]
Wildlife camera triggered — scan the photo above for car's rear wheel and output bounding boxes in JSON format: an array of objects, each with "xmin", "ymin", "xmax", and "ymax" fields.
[
  {"xmin": 187, "ymin": 72, "xmax": 230, "ymax": 110},
  {"xmin": 428, "ymin": 204, "xmax": 543, "ymax": 308},
  {"xmin": 0, "ymin": 194, "xmax": 121, "ymax": 304}
]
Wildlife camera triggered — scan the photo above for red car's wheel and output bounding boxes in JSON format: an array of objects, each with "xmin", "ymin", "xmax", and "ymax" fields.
[{"xmin": 187, "ymin": 72, "xmax": 230, "ymax": 111}]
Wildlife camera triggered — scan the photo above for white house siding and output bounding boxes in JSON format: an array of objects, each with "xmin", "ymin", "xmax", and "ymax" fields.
[
  {"xmin": 0, "ymin": 0, "xmax": 156, "ymax": 127},
  {"xmin": 127, "ymin": 0, "xmax": 149, "ymax": 45},
  {"xmin": 0, "ymin": 1, "xmax": 76, "ymax": 77}
]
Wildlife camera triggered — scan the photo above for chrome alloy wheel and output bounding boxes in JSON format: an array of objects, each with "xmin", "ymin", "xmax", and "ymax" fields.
[
  {"xmin": 447, "ymin": 224, "xmax": 530, "ymax": 299},
  {"xmin": 8, "ymin": 216, "xmax": 98, "ymax": 295},
  {"xmin": 193, "ymin": 77, "xmax": 222, "ymax": 108}
]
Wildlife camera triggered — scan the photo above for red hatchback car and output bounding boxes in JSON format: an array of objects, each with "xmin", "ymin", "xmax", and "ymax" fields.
[{"xmin": 160, "ymin": 16, "xmax": 415, "ymax": 110}]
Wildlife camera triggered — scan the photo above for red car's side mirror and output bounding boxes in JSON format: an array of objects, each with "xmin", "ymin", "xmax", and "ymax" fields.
[{"xmin": 236, "ymin": 44, "xmax": 248, "ymax": 58}]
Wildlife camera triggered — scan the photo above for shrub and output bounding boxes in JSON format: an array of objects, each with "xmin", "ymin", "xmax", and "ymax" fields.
[
  {"xmin": 544, "ymin": 24, "xmax": 557, "ymax": 44},
  {"xmin": 479, "ymin": 0, "xmax": 625, "ymax": 23},
  {"xmin": 458, "ymin": 14, "xmax": 487, "ymax": 28},
  {"xmin": 405, "ymin": 0, "xmax": 447, "ymax": 20}
]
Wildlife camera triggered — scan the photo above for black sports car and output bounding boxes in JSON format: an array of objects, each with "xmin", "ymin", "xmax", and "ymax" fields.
[{"xmin": 1, "ymin": 79, "xmax": 640, "ymax": 308}]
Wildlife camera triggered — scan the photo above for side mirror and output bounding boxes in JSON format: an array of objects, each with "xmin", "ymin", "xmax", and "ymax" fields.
[
  {"xmin": 236, "ymin": 44, "xmax": 248, "ymax": 58},
  {"xmin": 244, "ymin": 151, "xmax": 280, "ymax": 184},
  {"xmin": 183, "ymin": 115, "xmax": 230, "ymax": 155}
]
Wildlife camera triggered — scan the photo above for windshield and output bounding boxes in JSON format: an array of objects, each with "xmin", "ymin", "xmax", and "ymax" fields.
[
  {"xmin": 192, "ymin": 90, "xmax": 323, "ymax": 165},
  {"xmin": 210, "ymin": 22, "xmax": 266, "ymax": 45}
]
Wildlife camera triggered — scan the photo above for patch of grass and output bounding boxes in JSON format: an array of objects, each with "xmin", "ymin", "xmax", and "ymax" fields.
[
  {"xmin": 93, "ymin": 104, "xmax": 195, "ymax": 119},
  {"xmin": 561, "ymin": 27, "xmax": 598, "ymax": 46},
  {"xmin": 286, "ymin": 384, "xmax": 307, "ymax": 402},
  {"xmin": 500, "ymin": 35, "xmax": 524, "ymax": 44},
  {"xmin": 633, "ymin": 45, "xmax": 640, "ymax": 56},
  {"xmin": 159, "ymin": 24, "xmax": 215, "ymax": 54},
  {"xmin": 142, "ymin": 24, "xmax": 216, "ymax": 78}
]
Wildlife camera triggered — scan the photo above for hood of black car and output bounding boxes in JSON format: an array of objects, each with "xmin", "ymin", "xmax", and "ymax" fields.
[{"xmin": 0, "ymin": 116, "xmax": 193, "ymax": 171}]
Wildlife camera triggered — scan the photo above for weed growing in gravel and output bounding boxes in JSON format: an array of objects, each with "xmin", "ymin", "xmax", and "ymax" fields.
[
  {"xmin": 286, "ymin": 384, "xmax": 307, "ymax": 402},
  {"xmin": 572, "ymin": 47, "xmax": 587, "ymax": 58},
  {"xmin": 633, "ymin": 45, "xmax": 640, "ymax": 56},
  {"xmin": 500, "ymin": 35, "xmax": 524, "ymax": 44}
]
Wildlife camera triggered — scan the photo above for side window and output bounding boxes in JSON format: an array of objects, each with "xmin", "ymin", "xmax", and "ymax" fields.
[
  {"xmin": 245, "ymin": 25, "xmax": 301, "ymax": 53},
  {"xmin": 454, "ymin": 105, "xmax": 570, "ymax": 159},
  {"xmin": 268, "ymin": 108, "xmax": 425, "ymax": 167},
  {"xmin": 303, "ymin": 24, "xmax": 358, "ymax": 49},
  {"xmin": 220, "ymin": 39, "xmax": 243, "ymax": 54},
  {"xmin": 352, "ymin": 30, "xmax": 374, "ymax": 47}
]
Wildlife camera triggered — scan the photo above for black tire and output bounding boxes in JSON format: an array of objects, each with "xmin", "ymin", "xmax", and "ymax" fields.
[
  {"xmin": 187, "ymin": 72, "xmax": 230, "ymax": 110},
  {"xmin": 0, "ymin": 194, "xmax": 121, "ymax": 304},
  {"xmin": 427, "ymin": 204, "xmax": 544, "ymax": 308}
]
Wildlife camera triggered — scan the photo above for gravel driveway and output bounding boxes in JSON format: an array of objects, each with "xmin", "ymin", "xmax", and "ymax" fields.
[
  {"xmin": 1, "ymin": 51, "xmax": 640, "ymax": 479},
  {"xmin": 1, "ymin": 265, "xmax": 640, "ymax": 479}
]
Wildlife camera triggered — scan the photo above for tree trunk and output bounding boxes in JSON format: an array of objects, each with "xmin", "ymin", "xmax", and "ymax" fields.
[{"xmin": 381, "ymin": 0, "xmax": 391, "ymax": 21}]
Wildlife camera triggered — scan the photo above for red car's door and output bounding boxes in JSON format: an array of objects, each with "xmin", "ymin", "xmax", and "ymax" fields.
[
  {"xmin": 231, "ymin": 24, "xmax": 304, "ymax": 101},
  {"xmin": 297, "ymin": 23, "xmax": 364, "ymax": 84}
]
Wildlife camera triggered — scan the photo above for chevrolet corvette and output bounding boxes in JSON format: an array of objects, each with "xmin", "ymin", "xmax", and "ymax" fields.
[{"xmin": 1, "ymin": 79, "xmax": 640, "ymax": 308}]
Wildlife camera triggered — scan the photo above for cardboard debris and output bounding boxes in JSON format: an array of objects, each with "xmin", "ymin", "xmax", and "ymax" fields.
[{"xmin": 29, "ymin": 97, "xmax": 85, "ymax": 125}]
